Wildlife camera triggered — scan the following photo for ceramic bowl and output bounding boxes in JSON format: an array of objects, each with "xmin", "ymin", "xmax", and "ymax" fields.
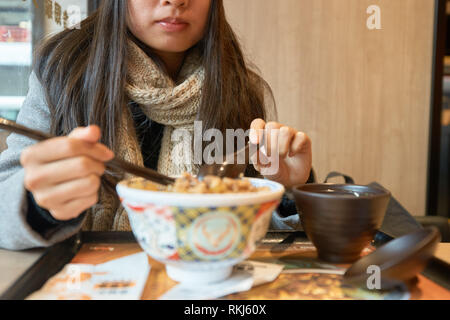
[
  {"xmin": 292, "ymin": 184, "xmax": 391, "ymax": 263},
  {"xmin": 116, "ymin": 178, "xmax": 284, "ymax": 285}
]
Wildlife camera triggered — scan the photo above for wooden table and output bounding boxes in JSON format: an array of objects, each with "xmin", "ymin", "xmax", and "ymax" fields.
[
  {"xmin": 435, "ymin": 243, "xmax": 450, "ymax": 264},
  {"xmin": 68, "ymin": 239, "xmax": 450, "ymax": 300},
  {"xmin": 1, "ymin": 232, "xmax": 449, "ymax": 300}
]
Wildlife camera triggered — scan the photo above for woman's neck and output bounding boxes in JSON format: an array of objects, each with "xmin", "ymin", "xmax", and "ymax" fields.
[
  {"xmin": 152, "ymin": 49, "xmax": 186, "ymax": 80},
  {"xmin": 129, "ymin": 34, "xmax": 186, "ymax": 80}
]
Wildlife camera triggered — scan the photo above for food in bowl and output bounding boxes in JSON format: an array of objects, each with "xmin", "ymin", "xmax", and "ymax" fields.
[
  {"xmin": 116, "ymin": 176, "xmax": 285, "ymax": 285},
  {"xmin": 123, "ymin": 172, "xmax": 270, "ymax": 194}
]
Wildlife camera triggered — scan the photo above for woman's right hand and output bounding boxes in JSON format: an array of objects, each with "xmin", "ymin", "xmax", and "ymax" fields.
[{"xmin": 20, "ymin": 125, "xmax": 115, "ymax": 221}]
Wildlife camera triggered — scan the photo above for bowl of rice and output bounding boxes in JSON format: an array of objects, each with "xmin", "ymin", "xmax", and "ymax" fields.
[{"xmin": 116, "ymin": 173, "xmax": 285, "ymax": 285}]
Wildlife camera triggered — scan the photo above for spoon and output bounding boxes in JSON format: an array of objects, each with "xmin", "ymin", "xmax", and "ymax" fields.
[
  {"xmin": 0, "ymin": 117, "xmax": 176, "ymax": 186},
  {"xmin": 197, "ymin": 134, "xmax": 264, "ymax": 180}
]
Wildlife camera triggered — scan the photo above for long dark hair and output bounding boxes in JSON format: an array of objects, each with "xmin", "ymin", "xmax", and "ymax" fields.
[{"xmin": 34, "ymin": 0, "xmax": 275, "ymax": 188}]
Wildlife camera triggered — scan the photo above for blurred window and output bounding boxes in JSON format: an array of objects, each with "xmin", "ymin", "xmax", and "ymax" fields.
[
  {"xmin": 0, "ymin": 0, "xmax": 88, "ymax": 121},
  {"xmin": 0, "ymin": 0, "xmax": 32, "ymax": 120}
]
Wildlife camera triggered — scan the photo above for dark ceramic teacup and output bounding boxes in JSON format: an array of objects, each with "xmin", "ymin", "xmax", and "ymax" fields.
[{"xmin": 292, "ymin": 184, "xmax": 391, "ymax": 263}]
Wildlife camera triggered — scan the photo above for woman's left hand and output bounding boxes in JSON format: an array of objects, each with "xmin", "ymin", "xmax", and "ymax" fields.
[{"xmin": 249, "ymin": 119, "xmax": 312, "ymax": 188}]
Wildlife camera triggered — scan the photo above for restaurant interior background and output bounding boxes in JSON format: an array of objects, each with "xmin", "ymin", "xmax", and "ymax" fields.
[{"xmin": 0, "ymin": 0, "xmax": 448, "ymax": 238}]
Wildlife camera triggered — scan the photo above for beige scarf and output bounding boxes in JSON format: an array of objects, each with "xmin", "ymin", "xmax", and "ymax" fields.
[{"xmin": 82, "ymin": 40, "xmax": 205, "ymax": 231}]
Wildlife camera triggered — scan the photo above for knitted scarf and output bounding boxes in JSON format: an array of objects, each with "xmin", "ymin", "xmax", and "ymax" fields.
[{"xmin": 82, "ymin": 40, "xmax": 205, "ymax": 231}]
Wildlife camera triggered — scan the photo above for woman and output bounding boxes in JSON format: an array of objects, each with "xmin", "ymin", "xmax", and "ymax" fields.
[{"xmin": 0, "ymin": 0, "xmax": 312, "ymax": 250}]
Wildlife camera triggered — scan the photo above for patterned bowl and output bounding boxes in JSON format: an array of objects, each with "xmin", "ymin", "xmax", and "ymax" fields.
[{"xmin": 116, "ymin": 178, "xmax": 284, "ymax": 285}]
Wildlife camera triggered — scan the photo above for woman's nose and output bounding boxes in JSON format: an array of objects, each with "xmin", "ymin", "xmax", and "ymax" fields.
[{"xmin": 161, "ymin": 0, "xmax": 188, "ymax": 8}]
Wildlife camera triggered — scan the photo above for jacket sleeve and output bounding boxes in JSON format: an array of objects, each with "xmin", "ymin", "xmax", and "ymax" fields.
[
  {"xmin": 270, "ymin": 191, "xmax": 304, "ymax": 231},
  {"xmin": 269, "ymin": 169, "xmax": 316, "ymax": 231},
  {"xmin": 26, "ymin": 191, "xmax": 86, "ymax": 240},
  {"xmin": 0, "ymin": 72, "xmax": 85, "ymax": 250}
]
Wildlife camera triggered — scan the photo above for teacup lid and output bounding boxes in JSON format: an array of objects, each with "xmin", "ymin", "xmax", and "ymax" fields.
[{"xmin": 343, "ymin": 227, "xmax": 441, "ymax": 290}]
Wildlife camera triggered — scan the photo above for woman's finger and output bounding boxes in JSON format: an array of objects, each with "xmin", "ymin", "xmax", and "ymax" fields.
[
  {"xmin": 68, "ymin": 125, "xmax": 101, "ymax": 143},
  {"xmin": 20, "ymin": 137, "xmax": 114, "ymax": 165},
  {"xmin": 278, "ymin": 126, "xmax": 296, "ymax": 158},
  {"xmin": 50, "ymin": 194, "xmax": 99, "ymax": 221},
  {"xmin": 250, "ymin": 147, "xmax": 271, "ymax": 171},
  {"xmin": 249, "ymin": 118, "xmax": 266, "ymax": 145},
  {"xmin": 24, "ymin": 156, "xmax": 106, "ymax": 191},
  {"xmin": 32, "ymin": 174, "xmax": 101, "ymax": 209},
  {"xmin": 264, "ymin": 122, "xmax": 282, "ymax": 157},
  {"xmin": 289, "ymin": 132, "xmax": 311, "ymax": 157}
]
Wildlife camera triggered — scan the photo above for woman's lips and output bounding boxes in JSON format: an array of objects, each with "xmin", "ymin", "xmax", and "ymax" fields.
[{"xmin": 156, "ymin": 18, "xmax": 189, "ymax": 32}]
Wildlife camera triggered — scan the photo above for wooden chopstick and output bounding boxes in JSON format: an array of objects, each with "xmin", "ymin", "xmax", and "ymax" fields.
[{"xmin": 0, "ymin": 118, "xmax": 175, "ymax": 186}]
